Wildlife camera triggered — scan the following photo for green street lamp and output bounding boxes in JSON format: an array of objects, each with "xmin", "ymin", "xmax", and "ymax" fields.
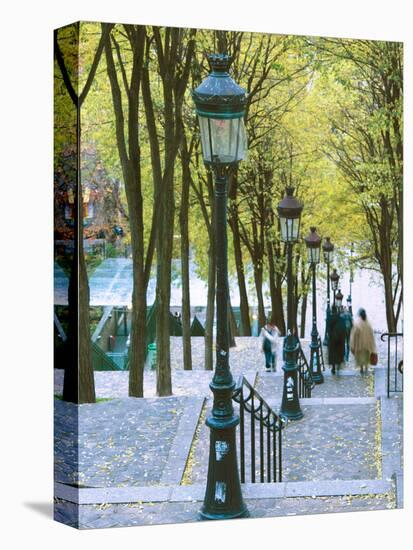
[
  {"xmin": 347, "ymin": 294, "xmax": 353, "ymax": 315},
  {"xmin": 305, "ymin": 227, "xmax": 323, "ymax": 384},
  {"xmin": 330, "ymin": 268, "xmax": 340, "ymax": 308},
  {"xmin": 192, "ymin": 53, "xmax": 248, "ymax": 521},
  {"xmin": 322, "ymin": 237, "xmax": 334, "ymax": 345},
  {"xmin": 277, "ymin": 187, "xmax": 304, "ymax": 420}
]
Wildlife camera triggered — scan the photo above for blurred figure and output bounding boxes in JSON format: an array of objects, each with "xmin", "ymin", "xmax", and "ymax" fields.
[
  {"xmin": 327, "ymin": 306, "xmax": 346, "ymax": 374},
  {"xmin": 341, "ymin": 306, "xmax": 353, "ymax": 361},
  {"xmin": 259, "ymin": 322, "xmax": 280, "ymax": 372},
  {"xmin": 350, "ymin": 308, "xmax": 376, "ymax": 374}
]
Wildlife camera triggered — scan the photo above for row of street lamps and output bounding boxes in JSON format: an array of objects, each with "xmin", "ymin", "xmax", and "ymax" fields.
[{"xmin": 191, "ymin": 52, "xmax": 352, "ymax": 521}]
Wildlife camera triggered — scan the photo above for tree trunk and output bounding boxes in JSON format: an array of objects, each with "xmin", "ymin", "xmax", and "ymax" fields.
[
  {"xmin": 229, "ymin": 203, "xmax": 251, "ymax": 335},
  {"xmin": 147, "ymin": 27, "xmax": 195, "ymax": 395},
  {"xmin": 78, "ymin": 192, "xmax": 95, "ymax": 403},
  {"xmin": 180, "ymin": 138, "xmax": 192, "ymax": 371},
  {"xmin": 300, "ymin": 292, "xmax": 308, "ymax": 339},
  {"xmin": 267, "ymin": 240, "xmax": 286, "ymax": 334},
  {"xmin": 228, "ymin": 297, "xmax": 237, "ymax": 347},
  {"xmin": 155, "ymin": 163, "xmax": 174, "ymax": 394},
  {"xmin": 381, "ymin": 257, "xmax": 397, "ymax": 332},
  {"xmin": 105, "ymin": 26, "xmax": 149, "ymax": 398},
  {"xmin": 205, "ymin": 239, "xmax": 216, "ymax": 371},
  {"xmin": 254, "ymin": 266, "xmax": 266, "ymax": 329},
  {"xmin": 55, "ymin": 24, "xmax": 99, "ymax": 404}
]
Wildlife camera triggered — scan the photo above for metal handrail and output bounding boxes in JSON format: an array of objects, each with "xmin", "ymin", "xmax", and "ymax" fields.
[
  {"xmin": 92, "ymin": 341, "xmax": 122, "ymax": 371},
  {"xmin": 297, "ymin": 344, "xmax": 315, "ymax": 397},
  {"xmin": 232, "ymin": 376, "xmax": 287, "ymax": 484},
  {"xmin": 380, "ymin": 332, "xmax": 403, "ymax": 398}
]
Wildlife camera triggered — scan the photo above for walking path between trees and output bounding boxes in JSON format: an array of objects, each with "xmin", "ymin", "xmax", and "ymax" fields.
[{"xmin": 54, "ymin": 337, "xmax": 403, "ymax": 528}]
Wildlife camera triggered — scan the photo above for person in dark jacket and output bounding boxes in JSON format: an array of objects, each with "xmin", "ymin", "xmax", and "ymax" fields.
[
  {"xmin": 327, "ymin": 306, "xmax": 346, "ymax": 374},
  {"xmin": 341, "ymin": 307, "xmax": 353, "ymax": 362}
]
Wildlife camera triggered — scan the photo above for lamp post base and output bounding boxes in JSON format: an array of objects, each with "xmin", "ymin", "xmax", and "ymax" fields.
[
  {"xmin": 199, "ymin": 416, "xmax": 248, "ymax": 521},
  {"xmin": 280, "ymin": 407, "xmax": 304, "ymax": 421},
  {"xmin": 280, "ymin": 337, "xmax": 304, "ymax": 421},
  {"xmin": 199, "ymin": 508, "xmax": 250, "ymax": 521}
]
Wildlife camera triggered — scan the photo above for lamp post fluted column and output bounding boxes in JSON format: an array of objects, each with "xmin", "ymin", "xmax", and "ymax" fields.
[
  {"xmin": 323, "ymin": 261, "xmax": 331, "ymax": 345},
  {"xmin": 200, "ymin": 166, "xmax": 247, "ymax": 520},
  {"xmin": 305, "ymin": 227, "xmax": 323, "ymax": 384}
]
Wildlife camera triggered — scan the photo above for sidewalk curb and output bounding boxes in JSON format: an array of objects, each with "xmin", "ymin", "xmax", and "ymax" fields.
[{"xmin": 160, "ymin": 396, "xmax": 205, "ymax": 485}]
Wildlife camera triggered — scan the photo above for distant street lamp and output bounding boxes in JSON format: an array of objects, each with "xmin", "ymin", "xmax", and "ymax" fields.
[
  {"xmin": 277, "ymin": 187, "xmax": 304, "ymax": 420},
  {"xmin": 192, "ymin": 53, "xmax": 248, "ymax": 520},
  {"xmin": 349, "ymin": 242, "xmax": 354, "ymax": 314},
  {"xmin": 305, "ymin": 227, "xmax": 323, "ymax": 384},
  {"xmin": 322, "ymin": 237, "xmax": 334, "ymax": 345},
  {"xmin": 330, "ymin": 268, "xmax": 340, "ymax": 307}
]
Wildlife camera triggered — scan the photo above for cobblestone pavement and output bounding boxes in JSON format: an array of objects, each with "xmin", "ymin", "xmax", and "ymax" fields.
[
  {"xmin": 54, "ymin": 369, "xmax": 257, "ymax": 399},
  {"xmin": 54, "ymin": 336, "xmax": 401, "ymax": 529},
  {"xmin": 55, "ymin": 397, "xmax": 188, "ymax": 487},
  {"xmin": 54, "ymin": 492, "xmax": 395, "ymax": 529},
  {"xmin": 54, "ymin": 336, "xmax": 389, "ymax": 399},
  {"xmin": 187, "ymin": 400, "xmax": 378, "ymax": 484},
  {"xmin": 255, "ymin": 370, "xmax": 374, "ymax": 400}
]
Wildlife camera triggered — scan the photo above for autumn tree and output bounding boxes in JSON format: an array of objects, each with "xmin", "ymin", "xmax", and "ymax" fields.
[{"xmin": 54, "ymin": 22, "xmax": 112, "ymax": 403}]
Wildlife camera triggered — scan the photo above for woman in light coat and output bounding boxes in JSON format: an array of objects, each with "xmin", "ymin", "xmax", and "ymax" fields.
[
  {"xmin": 259, "ymin": 323, "xmax": 280, "ymax": 372},
  {"xmin": 350, "ymin": 308, "xmax": 376, "ymax": 373}
]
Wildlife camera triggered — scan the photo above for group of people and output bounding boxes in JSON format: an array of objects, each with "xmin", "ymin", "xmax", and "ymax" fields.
[
  {"xmin": 328, "ymin": 307, "xmax": 376, "ymax": 374},
  {"xmin": 259, "ymin": 307, "xmax": 376, "ymax": 374}
]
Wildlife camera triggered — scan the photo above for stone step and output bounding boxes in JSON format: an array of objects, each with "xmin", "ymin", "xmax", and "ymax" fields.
[{"xmin": 54, "ymin": 478, "xmax": 392, "ymax": 505}]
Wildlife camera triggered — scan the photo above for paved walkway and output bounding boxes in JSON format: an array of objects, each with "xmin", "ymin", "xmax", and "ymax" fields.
[
  {"xmin": 54, "ymin": 337, "xmax": 403, "ymax": 529},
  {"xmin": 54, "ymin": 492, "xmax": 395, "ymax": 529}
]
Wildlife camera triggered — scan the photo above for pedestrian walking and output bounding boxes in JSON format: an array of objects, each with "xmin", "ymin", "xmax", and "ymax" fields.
[
  {"xmin": 341, "ymin": 307, "xmax": 353, "ymax": 361},
  {"xmin": 259, "ymin": 322, "xmax": 280, "ymax": 372},
  {"xmin": 327, "ymin": 306, "xmax": 346, "ymax": 374},
  {"xmin": 350, "ymin": 308, "xmax": 377, "ymax": 374}
]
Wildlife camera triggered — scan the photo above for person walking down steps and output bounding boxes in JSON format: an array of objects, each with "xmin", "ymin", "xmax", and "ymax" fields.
[
  {"xmin": 259, "ymin": 322, "xmax": 280, "ymax": 372},
  {"xmin": 350, "ymin": 308, "xmax": 377, "ymax": 374},
  {"xmin": 327, "ymin": 306, "xmax": 346, "ymax": 374}
]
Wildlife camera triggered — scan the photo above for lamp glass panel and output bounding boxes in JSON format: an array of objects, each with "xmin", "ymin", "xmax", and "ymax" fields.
[
  {"xmin": 291, "ymin": 217, "xmax": 301, "ymax": 241},
  {"xmin": 279, "ymin": 217, "xmax": 288, "ymax": 242},
  {"xmin": 324, "ymin": 250, "xmax": 333, "ymax": 264},
  {"xmin": 280, "ymin": 217, "xmax": 301, "ymax": 242},
  {"xmin": 198, "ymin": 115, "xmax": 247, "ymax": 164},
  {"xmin": 308, "ymin": 247, "xmax": 320, "ymax": 264}
]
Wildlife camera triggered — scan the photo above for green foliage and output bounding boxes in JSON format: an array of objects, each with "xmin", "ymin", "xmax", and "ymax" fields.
[{"xmin": 71, "ymin": 25, "xmax": 402, "ymax": 327}]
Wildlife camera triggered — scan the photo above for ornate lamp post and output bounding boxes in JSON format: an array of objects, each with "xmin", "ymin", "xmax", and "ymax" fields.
[
  {"xmin": 348, "ymin": 242, "xmax": 354, "ymax": 315},
  {"xmin": 330, "ymin": 268, "xmax": 340, "ymax": 308},
  {"xmin": 192, "ymin": 53, "xmax": 248, "ymax": 520},
  {"xmin": 305, "ymin": 227, "xmax": 323, "ymax": 384},
  {"xmin": 277, "ymin": 187, "xmax": 304, "ymax": 420},
  {"xmin": 322, "ymin": 237, "xmax": 334, "ymax": 345}
]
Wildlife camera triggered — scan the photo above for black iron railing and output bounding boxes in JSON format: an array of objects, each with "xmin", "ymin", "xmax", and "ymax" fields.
[
  {"xmin": 297, "ymin": 344, "xmax": 315, "ymax": 398},
  {"xmin": 381, "ymin": 332, "xmax": 403, "ymax": 398},
  {"xmin": 232, "ymin": 376, "xmax": 286, "ymax": 483}
]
